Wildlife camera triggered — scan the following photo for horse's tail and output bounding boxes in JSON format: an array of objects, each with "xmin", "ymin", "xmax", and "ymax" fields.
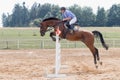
[{"xmin": 92, "ymin": 30, "xmax": 109, "ymax": 50}]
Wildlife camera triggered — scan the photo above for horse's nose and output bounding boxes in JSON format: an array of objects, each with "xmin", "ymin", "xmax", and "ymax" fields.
[{"xmin": 40, "ymin": 31, "xmax": 45, "ymax": 36}]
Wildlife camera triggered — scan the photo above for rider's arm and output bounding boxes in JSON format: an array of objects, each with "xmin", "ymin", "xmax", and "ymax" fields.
[
  {"xmin": 62, "ymin": 10, "xmax": 73, "ymax": 21},
  {"xmin": 63, "ymin": 17, "xmax": 71, "ymax": 21}
]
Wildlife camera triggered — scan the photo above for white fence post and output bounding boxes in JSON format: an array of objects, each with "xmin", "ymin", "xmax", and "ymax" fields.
[
  {"xmin": 113, "ymin": 40, "xmax": 115, "ymax": 47},
  {"xmin": 17, "ymin": 40, "xmax": 20, "ymax": 49},
  {"xmin": 46, "ymin": 28, "xmax": 66, "ymax": 78}
]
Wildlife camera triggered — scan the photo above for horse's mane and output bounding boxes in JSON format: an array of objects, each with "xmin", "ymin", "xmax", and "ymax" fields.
[{"xmin": 42, "ymin": 17, "xmax": 60, "ymax": 22}]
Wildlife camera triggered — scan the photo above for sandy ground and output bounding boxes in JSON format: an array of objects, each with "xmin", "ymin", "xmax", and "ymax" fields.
[{"xmin": 0, "ymin": 48, "xmax": 119, "ymax": 80}]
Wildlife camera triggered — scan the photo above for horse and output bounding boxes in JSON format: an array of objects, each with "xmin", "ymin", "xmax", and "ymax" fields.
[{"xmin": 39, "ymin": 17, "xmax": 109, "ymax": 68}]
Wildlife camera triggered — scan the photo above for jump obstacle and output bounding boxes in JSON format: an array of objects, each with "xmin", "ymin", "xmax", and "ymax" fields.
[{"xmin": 46, "ymin": 28, "xmax": 67, "ymax": 78}]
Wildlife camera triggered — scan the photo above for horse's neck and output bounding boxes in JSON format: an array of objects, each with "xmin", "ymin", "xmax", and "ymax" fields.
[
  {"xmin": 59, "ymin": 23, "xmax": 68, "ymax": 37},
  {"xmin": 48, "ymin": 20, "xmax": 60, "ymax": 27}
]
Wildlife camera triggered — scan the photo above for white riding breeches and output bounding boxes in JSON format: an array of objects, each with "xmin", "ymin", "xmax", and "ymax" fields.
[{"xmin": 69, "ymin": 17, "xmax": 77, "ymax": 25}]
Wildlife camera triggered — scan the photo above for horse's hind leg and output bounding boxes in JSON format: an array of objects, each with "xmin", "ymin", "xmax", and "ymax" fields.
[
  {"xmin": 85, "ymin": 43, "xmax": 101, "ymax": 68},
  {"xmin": 82, "ymin": 32, "xmax": 102, "ymax": 68},
  {"xmin": 92, "ymin": 47, "xmax": 98, "ymax": 68},
  {"xmin": 85, "ymin": 44, "xmax": 98, "ymax": 68},
  {"xmin": 89, "ymin": 46, "xmax": 102, "ymax": 68},
  {"xmin": 95, "ymin": 47, "xmax": 102, "ymax": 65}
]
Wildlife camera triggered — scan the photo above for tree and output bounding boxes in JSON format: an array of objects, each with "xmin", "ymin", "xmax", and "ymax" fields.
[
  {"xmin": 51, "ymin": 5, "xmax": 60, "ymax": 17},
  {"xmin": 44, "ymin": 12, "xmax": 52, "ymax": 19},
  {"xmin": 96, "ymin": 7, "xmax": 107, "ymax": 26},
  {"xmin": 69, "ymin": 5, "xmax": 82, "ymax": 25},
  {"xmin": 30, "ymin": 2, "xmax": 38, "ymax": 20},
  {"xmin": 3, "ymin": 2, "xmax": 120, "ymax": 27},
  {"xmin": 81, "ymin": 7, "xmax": 95, "ymax": 26},
  {"xmin": 38, "ymin": 3, "xmax": 51, "ymax": 19},
  {"xmin": 12, "ymin": 4, "xmax": 24, "ymax": 26},
  {"xmin": 2, "ymin": 13, "xmax": 8, "ymax": 27},
  {"xmin": 107, "ymin": 4, "xmax": 120, "ymax": 26},
  {"xmin": 11, "ymin": 2, "xmax": 29, "ymax": 27},
  {"xmin": 21, "ymin": 2, "xmax": 29, "ymax": 26}
]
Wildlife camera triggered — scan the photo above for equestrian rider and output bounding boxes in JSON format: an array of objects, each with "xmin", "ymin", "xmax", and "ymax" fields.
[{"xmin": 60, "ymin": 7, "xmax": 77, "ymax": 33}]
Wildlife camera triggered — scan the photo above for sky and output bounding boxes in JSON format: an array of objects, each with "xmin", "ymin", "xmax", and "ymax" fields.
[{"xmin": 0, "ymin": 0, "xmax": 120, "ymax": 27}]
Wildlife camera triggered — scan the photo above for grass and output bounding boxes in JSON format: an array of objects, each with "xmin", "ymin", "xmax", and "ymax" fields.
[
  {"xmin": 0, "ymin": 28, "xmax": 40, "ymax": 39},
  {"xmin": 82, "ymin": 27, "xmax": 120, "ymax": 39},
  {"xmin": 0, "ymin": 27, "xmax": 120, "ymax": 49}
]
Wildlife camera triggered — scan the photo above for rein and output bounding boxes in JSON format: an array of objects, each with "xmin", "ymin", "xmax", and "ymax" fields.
[{"xmin": 46, "ymin": 21, "xmax": 64, "ymax": 32}]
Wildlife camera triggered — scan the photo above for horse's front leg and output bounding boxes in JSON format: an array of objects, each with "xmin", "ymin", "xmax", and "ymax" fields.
[{"xmin": 50, "ymin": 32, "xmax": 56, "ymax": 41}]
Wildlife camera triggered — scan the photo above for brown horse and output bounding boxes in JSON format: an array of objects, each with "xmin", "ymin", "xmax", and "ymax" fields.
[{"xmin": 39, "ymin": 17, "xmax": 108, "ymax": 68}]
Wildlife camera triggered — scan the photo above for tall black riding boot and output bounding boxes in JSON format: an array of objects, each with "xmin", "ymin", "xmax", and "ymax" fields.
[{"xmin": 69, "ymin": 25, "xmax": 74, "ymax": 33}]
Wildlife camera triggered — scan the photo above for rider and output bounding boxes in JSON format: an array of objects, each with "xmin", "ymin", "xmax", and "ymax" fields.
[{"xmin": 60, "ymin": 7, "xmax": 77, "ymax": 33}]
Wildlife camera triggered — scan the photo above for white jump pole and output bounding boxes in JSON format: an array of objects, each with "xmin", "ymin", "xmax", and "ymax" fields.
[{"xmin": 46, "ymin": 27, "xmax": 66, "ymax": 78}]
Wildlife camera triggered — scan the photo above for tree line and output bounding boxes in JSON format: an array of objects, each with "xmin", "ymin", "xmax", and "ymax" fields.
[{"xmin": 2, "ymin": 2, "xmax": 120, "ymax": 27}]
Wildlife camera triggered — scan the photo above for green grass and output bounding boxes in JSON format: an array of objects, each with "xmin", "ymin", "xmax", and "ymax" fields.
[
  {"xmin": 82, "ymin": 27, "xmax": 120, "ymax": 39},
  {"xmin": 0, "ymin": 27, "xmax": 120, "ymax": 49},
  {"xmin": 0, "ymin": 28, "xmax": 40, "ymax": 39}
]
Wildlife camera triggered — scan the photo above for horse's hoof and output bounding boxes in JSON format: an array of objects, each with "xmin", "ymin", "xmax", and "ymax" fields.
[
  {"xmin": 96, "ymin": 66, "xmax": 98, "ymax": 69},
  {"xmin": 95, "ymin": 64, "xmax": 98, "ymax": 69},
  {"xmin": 100, "ymin": 62, "xmax": 102, "ymax": 65}
]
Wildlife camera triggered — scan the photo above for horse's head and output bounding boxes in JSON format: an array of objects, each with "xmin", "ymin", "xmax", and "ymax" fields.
[
  {"xmin": 39, "ymin": 17, "xmax": 61, "ymax": 36},
  {"xmin": 40, "ymin": 21, "xmax": 48, "ymax": 36}
]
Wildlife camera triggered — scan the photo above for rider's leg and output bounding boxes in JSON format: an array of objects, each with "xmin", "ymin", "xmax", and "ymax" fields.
[
  {"xmin": 69, "ymin": 25, "xmax": 74, "ymax": 29},
  {"xmin": 69, "ymin": 17, "xmax": 77, "ymax": 33},
  {"xmin": 69, "ymin": 17, "xmax": 77, "ymax": 29}
]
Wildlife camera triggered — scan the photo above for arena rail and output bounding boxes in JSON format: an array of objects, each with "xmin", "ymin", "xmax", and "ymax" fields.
[{"xmin": 0, "ymin": 39, "xmax": 120, "ymax": 49}]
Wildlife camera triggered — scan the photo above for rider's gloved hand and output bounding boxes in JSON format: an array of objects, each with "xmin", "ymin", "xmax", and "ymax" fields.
[{"xmin": 62, "ymin": 19, "xmax": 67, "ymax": 22}]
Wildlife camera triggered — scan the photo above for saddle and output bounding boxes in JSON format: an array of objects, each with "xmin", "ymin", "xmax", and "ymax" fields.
[
  {"xmin": 64, "ymin": 23, "xmax": 80, "ymax": 31},
  {"xmin": 62, "ymin": 23, "xmax": 80, "ymax": 39}
]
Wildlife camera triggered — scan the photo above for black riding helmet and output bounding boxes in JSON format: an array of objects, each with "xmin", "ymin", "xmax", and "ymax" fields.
[{"xmin": 60, "ymin": 7, "xmax": 66, "ymax": 10}]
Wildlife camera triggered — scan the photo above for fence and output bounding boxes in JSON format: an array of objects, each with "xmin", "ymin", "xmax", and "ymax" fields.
[{"xmin": 0, "ymin": 39, "xmax": 120, "ymax": 49}]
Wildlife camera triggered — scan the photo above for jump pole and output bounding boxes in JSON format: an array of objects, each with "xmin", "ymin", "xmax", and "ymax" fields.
[{"xmin": 46, "ymin": 28, "xmax": 66, "ymax": 78}]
